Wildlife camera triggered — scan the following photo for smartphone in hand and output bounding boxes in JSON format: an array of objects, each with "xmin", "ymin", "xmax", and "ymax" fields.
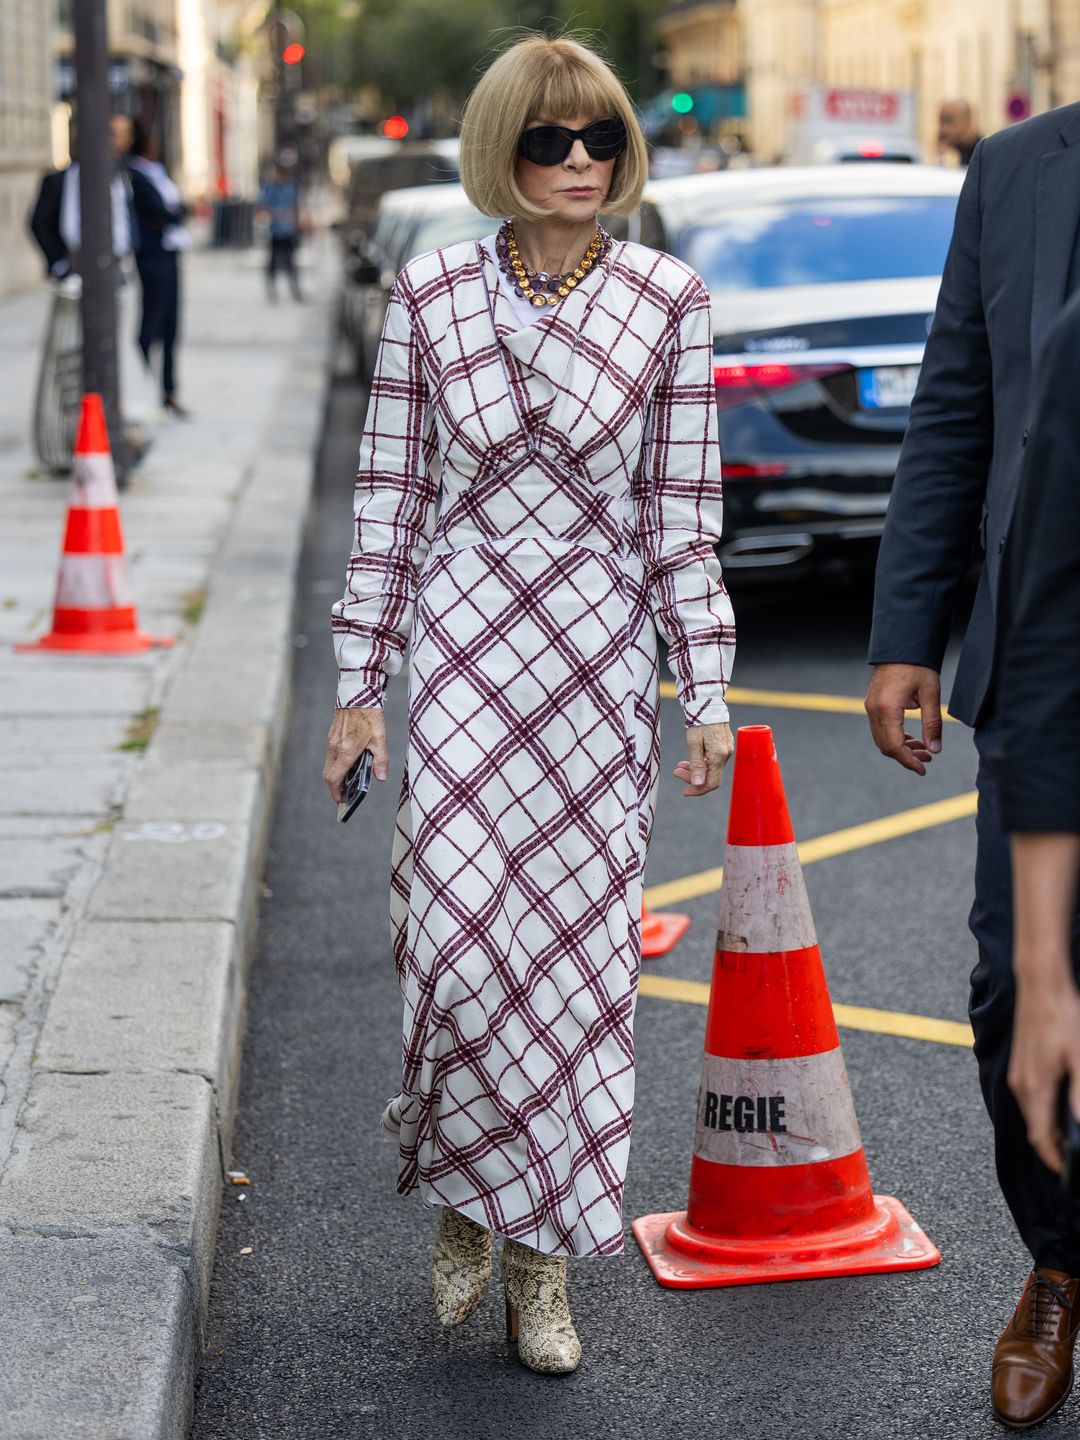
[{"xmin": 337, "ymin": 750, "xmax": 373, "ymax": 824}]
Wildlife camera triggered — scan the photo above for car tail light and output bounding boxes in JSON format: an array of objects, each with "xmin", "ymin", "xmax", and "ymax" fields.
[
  {"xmin": 713, "ymin": 361, "xmax": 848, "ymax": 411},
  {"xmin": 857, "ymin": 140, "xmax": 886, "ymax": 158},
  {"xmin": 722, "ymin": 462, "xmax": 790, "ymax": 479}
]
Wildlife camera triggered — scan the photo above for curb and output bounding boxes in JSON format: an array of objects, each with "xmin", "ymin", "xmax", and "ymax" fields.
[{"xmin": 0, "ymin": 299, "xmax": 336, "ymax": 1438}]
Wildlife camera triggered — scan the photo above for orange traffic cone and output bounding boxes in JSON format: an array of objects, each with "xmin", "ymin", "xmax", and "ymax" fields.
[
  {"xmin": 641, "ymin": 901, "xmax": 690, "ymax": 958},
  {"xmin": 632, "ymin": 724, "xmax": 940, "ymax": 1288},
  {"xmin": 17, "ymin": 395, "xmax": 172, "ymax": 654}
]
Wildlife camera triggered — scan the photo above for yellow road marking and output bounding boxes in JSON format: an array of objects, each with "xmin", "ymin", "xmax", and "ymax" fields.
[
  {"xmin": 644, "ymin": 790, "xmax": 977, "ymax": 909},
  {"xmin": 658, "ymin": 680, "xmax": 957, "ymax": 722},
  {"xmin": 637, "ymin": 973, "xmax": 974, "ymax": 1048}
]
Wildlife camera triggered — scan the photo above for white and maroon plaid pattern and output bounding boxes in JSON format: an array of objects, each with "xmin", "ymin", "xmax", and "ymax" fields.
[{"xmin": 332, "ymin": 239, "xmax": 735, "ymax": 1257}]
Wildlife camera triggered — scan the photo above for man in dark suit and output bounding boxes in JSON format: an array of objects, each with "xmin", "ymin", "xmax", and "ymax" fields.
[{"xmin": 866, "ymin": 102, "xmax": 1080, "ymax": 1430}]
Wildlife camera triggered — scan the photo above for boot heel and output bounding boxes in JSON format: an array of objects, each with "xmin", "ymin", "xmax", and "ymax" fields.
[{"xmin": 505, "ymin": 1286, "xmax": 519, "ymax": 1343}]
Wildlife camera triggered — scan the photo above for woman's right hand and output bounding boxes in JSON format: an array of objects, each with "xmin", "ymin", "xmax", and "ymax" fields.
[{"xmin": 323, "ymin": 706, "xmax": 389, "ymax": 803}]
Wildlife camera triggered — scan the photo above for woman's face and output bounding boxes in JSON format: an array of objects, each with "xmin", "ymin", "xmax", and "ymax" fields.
[{"xmin": 514, "ymin": 113, "xmax": 617, "ymax": 225}]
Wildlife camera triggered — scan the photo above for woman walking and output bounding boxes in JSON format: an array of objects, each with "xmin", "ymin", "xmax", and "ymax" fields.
[{"xmin": 324, "ymin": 33, "xmax": 735, "ymax": 1374}]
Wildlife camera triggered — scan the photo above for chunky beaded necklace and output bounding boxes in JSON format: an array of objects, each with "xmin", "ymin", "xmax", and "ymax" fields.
[{"xmin": 495, "ymin": 219, "xmax": 612, "ymax": 308}]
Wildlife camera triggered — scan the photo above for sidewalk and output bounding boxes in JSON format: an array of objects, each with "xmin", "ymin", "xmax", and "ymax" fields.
[{"xmin": 0, "ymin": 239, "xmax": 337, "ymax": 1438}]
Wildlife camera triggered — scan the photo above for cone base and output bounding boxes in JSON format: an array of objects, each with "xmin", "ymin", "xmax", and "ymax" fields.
[
  {"xmin": 641, "ymin": 910, "xmax": 691, "ymax": 958},
  {"xmin": 632, "ymin": 1197, "xmax": 941, "ymax": 1289},
  {"xmin": 16, "ymin": 630, "xmax": 174, "ymax": 654}
]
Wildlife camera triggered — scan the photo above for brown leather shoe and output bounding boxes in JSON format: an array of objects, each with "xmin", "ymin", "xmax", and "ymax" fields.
[{"xmin": 992, "ymin": 1268, "xmax": 1080, "ymax": 1429}]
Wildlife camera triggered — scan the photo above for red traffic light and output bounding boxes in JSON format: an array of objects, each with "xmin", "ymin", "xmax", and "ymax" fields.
[
  {"xmin": 382, "ymin": 115, "xmax": 409, "ymax": 139},
  {"xmin": 283, "ymin": 42, "xmax": 305, "ymax": 65}
]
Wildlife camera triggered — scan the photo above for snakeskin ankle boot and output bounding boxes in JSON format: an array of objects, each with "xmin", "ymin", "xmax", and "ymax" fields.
[
  {"xmin": 501, "ymin": 1238, "xmax": 581, "ymax": 1374},
  {"xmin": 430, "ymin": 1207, "xmax": 494, "ymax": 1328}
]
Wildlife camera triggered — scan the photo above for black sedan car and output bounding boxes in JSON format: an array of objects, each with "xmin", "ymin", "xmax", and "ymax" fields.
[{"xmin": 638, "ymin": 165, "xmax": 964, "ymax": 578}]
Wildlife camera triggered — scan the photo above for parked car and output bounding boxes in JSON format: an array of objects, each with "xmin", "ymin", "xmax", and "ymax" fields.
[
  {"xmin": 637, "ymin": 165, "xmax": 964, "ymax": 577},
  {"xmin": 344, "ymin": 184, "xmax": 492, "ymax": 378}
]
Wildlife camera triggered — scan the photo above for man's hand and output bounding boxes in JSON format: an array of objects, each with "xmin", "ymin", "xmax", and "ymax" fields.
[
  {"xmin": 865, "ymin": 663, "xmax": 942, "ymax": 776},
  {"xmin": 1009, "ymin": 971, "xmax": 1080, "ymax": 1173},
  {"xmin": 323, "ymin": 706, "xmax": 388, "ymax": 803},
  {"xmin": 674, "ymin": 723, "xmax": 734, "ymax": 797}
]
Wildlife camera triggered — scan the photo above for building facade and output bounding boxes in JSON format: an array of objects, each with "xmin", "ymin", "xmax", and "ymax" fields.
[
  {"xmin": 0, "ymin": 0, "xmax": 55, "ymax": 295},
  {"xmin": 680, "ymin": 0, "xmax": 1080, "ymax": 160}
]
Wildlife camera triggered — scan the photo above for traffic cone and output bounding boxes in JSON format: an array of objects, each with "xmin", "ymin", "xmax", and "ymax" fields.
[
  {"xmin": 17, "ymin": 395, "xmax": 172, "ymax": 654},
  {"xmin": 632, "ymin": 724, "xmax": 940, "ymax": 1288},
  {"xmin": 641, "ymin": 901, "xmax": 690, "ymax": 958}
]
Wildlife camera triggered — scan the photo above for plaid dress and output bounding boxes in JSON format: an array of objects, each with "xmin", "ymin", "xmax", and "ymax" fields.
[{"xmin": 332, "ymin": 238, "xmax": 735, "ymax": 1257}]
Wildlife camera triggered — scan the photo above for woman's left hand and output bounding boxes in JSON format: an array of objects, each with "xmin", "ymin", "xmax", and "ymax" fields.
[{"xmin": 674, "ymin": 722, "xmax": 734, "ymax": 797}]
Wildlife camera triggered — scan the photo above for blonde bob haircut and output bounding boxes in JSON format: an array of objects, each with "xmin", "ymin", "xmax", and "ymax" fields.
[{"xmin": 459, "ymin": 34, "xmax": 649, "ymax": 222}]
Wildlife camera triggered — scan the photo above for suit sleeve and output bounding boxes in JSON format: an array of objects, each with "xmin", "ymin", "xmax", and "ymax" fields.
[
  {"xmin": 636, "ymin": 280, "xmax": 735, "ymax": 726},
  {"xmin": 998, "ymin": 304, "xmax": 1080, "ymax": 832},
  {"xmin": 331, "ymin": 275, "xmax": 439, "ymax": 709},
  {"xmin": 868, "ymin": 141, "xmax": 993, "ymax": 670}
]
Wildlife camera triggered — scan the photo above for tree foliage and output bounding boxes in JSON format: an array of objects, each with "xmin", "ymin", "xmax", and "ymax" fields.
[{"xmin": 283, "ymin": 0, "xmax": 668, "ymax": 110}]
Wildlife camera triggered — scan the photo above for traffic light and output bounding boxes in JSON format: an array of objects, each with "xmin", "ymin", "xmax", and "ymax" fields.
[
  {"xmin": 382, "ymin": 115, "xmax": 409, "ymax": 139},
  {"xmin": 283, "ymin": 42, "xmax": 305, "ymax": 65},
  {"xmin": 672, "ymin": 92, "xmax": 694, "ymax": 115}
]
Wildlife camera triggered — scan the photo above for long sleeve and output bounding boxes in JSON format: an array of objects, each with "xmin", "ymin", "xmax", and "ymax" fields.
[
  {"xmin": 998, "ymin": 295, "xmax": 1080, "ymax": 832},
  {"xmin": 868, "ymin": 141, "xmax": 992, "ymax": 670},
  {"xmin": 331, "ymin": 275, "xmax": 439, "ymax": 708},
  {"xmin": 635, "ymin": 280, "xmax": 735, "ymax": 726}
]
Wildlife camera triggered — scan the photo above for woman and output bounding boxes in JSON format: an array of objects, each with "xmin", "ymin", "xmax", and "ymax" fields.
[
  {"xmin": 127, "ymin": 125, "xmax": 191, "ymax": 416},
  {"xmin": 324, "ymin": 33, "xmax": 735, "ymax": 1375}
]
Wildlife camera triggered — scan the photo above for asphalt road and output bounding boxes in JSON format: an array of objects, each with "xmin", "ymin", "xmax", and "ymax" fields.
[{"xmin": 192, "ymin": 366, "xmax": 1061, "ymax": 1440}]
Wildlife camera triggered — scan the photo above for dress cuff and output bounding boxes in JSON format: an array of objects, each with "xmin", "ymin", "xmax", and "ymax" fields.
[
  {"xmin": 680, "ymin": 690, "xmax": 730, "ymax": 727},
  {"xmin": 336, "ymin": 675, "xmax": 386, "ymax": 710}
]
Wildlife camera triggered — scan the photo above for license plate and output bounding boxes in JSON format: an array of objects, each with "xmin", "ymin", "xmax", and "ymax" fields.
[{"xmin": 857, "ymin": 364, "xmax": 921, "ymax": 409}]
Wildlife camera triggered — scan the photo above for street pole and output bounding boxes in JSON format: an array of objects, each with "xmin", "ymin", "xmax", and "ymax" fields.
[{"xmin": 73, "ymin": 0, "xmax": 127, "ymax": 483}]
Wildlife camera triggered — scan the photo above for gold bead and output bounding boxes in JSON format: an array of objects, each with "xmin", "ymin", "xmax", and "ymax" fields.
[
  {"xmin": 573, "ymin": 268, "xmax": 586, "ymax": 279},
  {"xmin": 531, "ymin": 295, "xmax": 546, "ymax": 308},
  {"xmin": 557, "ymin": 285, "xmax": 570, "ymax": 296},
  {"xmin": 566, "ymin": 277, "xmax": 577, "ymax": 288}
]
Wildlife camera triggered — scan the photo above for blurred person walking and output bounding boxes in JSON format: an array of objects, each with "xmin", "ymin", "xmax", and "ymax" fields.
[
  {"xmin": 323, "ymin": 33, "xmax": 734, "ymax": 1376},
  {"xmin": 866, "ymin": 100, "xmax": 1080, "ymax": 1429},
  {"xmin": 992, "ymin": 291, "xmax": 1080, "ymax": 1430},
  {"xmin": 127, "ymin": 123, "xmax": 190, "ymax": 418},
  {"xmin": 257, "ymin": 160, "xmax": 303, "ymax": 302},
  {"xmin": 938, "ymin": 98, "xmax": 982, "ymax": 166}
]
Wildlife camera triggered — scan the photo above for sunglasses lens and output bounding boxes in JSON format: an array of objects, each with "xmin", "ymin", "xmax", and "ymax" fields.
[
  {"xmin": 582, "ymin": 118, "xmax": 627, "ymax": 158},
  {"xmin": 519, "ymin": 127, "xmax": 571, "ymax": 166}
]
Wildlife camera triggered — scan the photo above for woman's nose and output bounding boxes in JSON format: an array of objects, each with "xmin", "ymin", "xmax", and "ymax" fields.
[{"xmin": 564, "ymin": 140, "xmax": 591, "ymax": 170}]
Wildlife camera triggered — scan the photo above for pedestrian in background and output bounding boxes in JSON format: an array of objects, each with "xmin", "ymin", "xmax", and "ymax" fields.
[
  {"xmin": 938, "ymin": 98, "xmax": 982, "ymax": 166},
  {"xmin": 323, "ymin": 32, "xmax": 734, "ymax": 1376},
  {"xmin": 257, "ymin": 159, "xmax": 303, "ymax": 302},
  {"xmin": 128, "ymin": 123, "xmax": 191, "ymax": 418},
  {"xmin": 866, "ymin": 100, "xmax": 1080, "ymax": 1430}
]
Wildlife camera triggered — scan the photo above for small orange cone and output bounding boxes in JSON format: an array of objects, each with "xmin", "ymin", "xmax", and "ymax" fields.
[
  {"xmin": 641, "ymin": 901, "xmax": 690, "ymax": 958},
  {"xmin": 632, "ymin": 724, "xmax": 940, "ymax": 1287},
  {"xmin": 17, "ymin": 395, "xmax": 173, "ymax": 654}
]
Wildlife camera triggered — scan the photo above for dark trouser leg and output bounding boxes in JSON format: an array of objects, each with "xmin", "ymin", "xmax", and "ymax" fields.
[
  {"xmin": 160, "ymin": 258, "xmax": 179, "ymax": 399},
  {"xmin": 136, "ymin": 266, "xmax": 161, "ymax": 371},
  {"xmin": 267, "ymin": 237, "xmax": 281, "ymax": 295},
  {"xmin": 969, "ymin": 722, "xmax": 1080, "ymax": 1271},
  {"xmin": 282, "ymin": 235, "xmax": 301, "ymax": 298}
]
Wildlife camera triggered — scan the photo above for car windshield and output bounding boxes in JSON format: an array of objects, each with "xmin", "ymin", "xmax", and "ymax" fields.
[
  {"xmin": 407, "ymin": 208, "xmax": 491, "ymax": 260},
  {"xmin": 680, "ymin": 196, "xmax": 958, "ymax": 290}
]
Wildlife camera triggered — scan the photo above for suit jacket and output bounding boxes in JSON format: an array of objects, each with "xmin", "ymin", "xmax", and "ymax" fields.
[
  {"xmin": 127, "ymin": 166, "xmax": 186, "ymax": 265},
  {"xmin": 869, "ymin": 101, "xmax": 1080, "ymax": 727},
  {"xmin": 997, "ymin": 290, "xmax": 1080, "ymax": 831},
  {"xmin": 28, "ymin": 169, "xmax": 70, "ymax": 276}
]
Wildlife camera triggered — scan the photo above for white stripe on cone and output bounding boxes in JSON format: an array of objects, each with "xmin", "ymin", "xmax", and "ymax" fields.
[
  {"xmin": 71, "ymin": 452, "xmax": 119, "ymax": 510},
  {"xmin": 55, "ymin": 554, "xmax": 134, "ymax": 610},
  {"xmin": 693, "ymin": 1048, "xmax": 863, "ymax": 1167},
  {"xmin": 716, "ymin": 842, "xmax": 817, "ymax": 955}
]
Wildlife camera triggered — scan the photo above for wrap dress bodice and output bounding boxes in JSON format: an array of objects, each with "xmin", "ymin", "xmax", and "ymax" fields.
[{"xmin": 332, "ymin": 238, "xmax": 735, "ymax": 1256}]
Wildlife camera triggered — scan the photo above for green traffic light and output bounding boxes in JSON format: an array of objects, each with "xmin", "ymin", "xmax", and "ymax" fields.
[{"xmin": 672, "ymin": 92, "xmax": 694, "ymax": 114}]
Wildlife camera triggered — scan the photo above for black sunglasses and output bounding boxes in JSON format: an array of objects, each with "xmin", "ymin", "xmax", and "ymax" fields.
[{"xmin": 517, "ymin": 117, "xmax": 628, "ymax": 167}]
